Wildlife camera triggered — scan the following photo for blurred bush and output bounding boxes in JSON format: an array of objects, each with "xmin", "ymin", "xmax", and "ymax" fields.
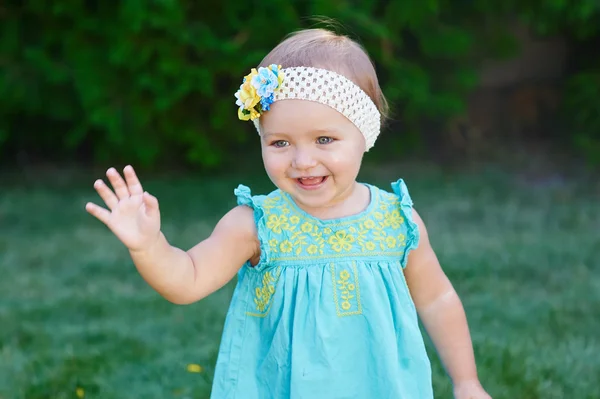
[{"xmin": 1, "ymin": 1, "xmax": 599, "ymax": 169}]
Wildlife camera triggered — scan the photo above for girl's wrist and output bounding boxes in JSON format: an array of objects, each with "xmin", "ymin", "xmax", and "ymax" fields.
[
  {"xmin": 129, "ymin": 231, "xmax": 164, "ymax": 255},
  {"xmin": 453, "ymin": 378, "xmax": 483, "ymax": 389}
]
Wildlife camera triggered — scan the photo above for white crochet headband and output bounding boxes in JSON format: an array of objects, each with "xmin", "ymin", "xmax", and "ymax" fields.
[{"xmin": 234, "ymin": 65, "xmax": 381, "ymax": 151}]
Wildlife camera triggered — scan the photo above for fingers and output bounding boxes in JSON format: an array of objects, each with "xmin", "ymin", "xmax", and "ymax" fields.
[
  {"xmin": 94, "ymin": 179, "xmax": 119, "ymax": 210},
  {"xmin": 106, "ymin": 167, "xmax": 130, "ymax": 200},
  {"xmin": 85, "ymin": 202, "xmax": 111, "ymax": 225},
  {"xmin": 143, "ymin": 191, "xmax": 159, "ymax": 216},
  {"xmin": 123, "ymin": 165, "xmax": 144, "ymax": 196}
]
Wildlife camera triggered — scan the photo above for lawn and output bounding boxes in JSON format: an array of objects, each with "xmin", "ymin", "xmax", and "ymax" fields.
[{"xmin": 1, "ymin": 162, "xmax": 598, "ymax": 398}]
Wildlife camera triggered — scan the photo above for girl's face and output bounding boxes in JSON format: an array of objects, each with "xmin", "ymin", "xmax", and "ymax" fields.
[{"xmin": 259, "ymin": 99, "xmax": 367, "ymax": 216}]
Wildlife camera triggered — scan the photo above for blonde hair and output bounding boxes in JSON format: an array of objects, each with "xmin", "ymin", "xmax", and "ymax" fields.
[{"xmin": 259, "ymin": 28, "xmax": 389, "ymax": 123}]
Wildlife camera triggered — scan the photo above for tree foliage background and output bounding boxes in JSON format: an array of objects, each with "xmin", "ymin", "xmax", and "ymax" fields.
[{"xmin": 1, "ymin": 1, "xmax": 599, "ymax": 169}]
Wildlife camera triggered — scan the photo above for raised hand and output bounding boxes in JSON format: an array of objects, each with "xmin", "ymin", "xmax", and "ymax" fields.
[{"xmin": 86, "ymin": 165, "xmax": 161, "ymax": 252}]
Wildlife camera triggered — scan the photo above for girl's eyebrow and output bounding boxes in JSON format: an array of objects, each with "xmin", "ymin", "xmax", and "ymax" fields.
[
  {"xmin": 262, "ymin": 127, "xmax": 340, "ymax": 139},
  {"xmin": 312, "ymin": 127, "xmax": 340, "ymax": 135},
  {"xmin": 261, "ymin": 131, "xmax": 288, "ymax": 139}
]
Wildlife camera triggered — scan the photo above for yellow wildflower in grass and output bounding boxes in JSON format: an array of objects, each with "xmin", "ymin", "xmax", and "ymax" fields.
[
  {"xmin": 76, "ymin": 388, "xmax": 85, "ymax": 398},
  {"xmin": 187, "ymin": 363, "xmax": 203, "ymax": 373}
]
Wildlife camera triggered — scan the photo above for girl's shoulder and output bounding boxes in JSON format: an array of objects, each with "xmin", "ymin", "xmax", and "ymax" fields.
[{"xmin": 234, "ymin": 184, "xmax": 287, "ymax": 214}]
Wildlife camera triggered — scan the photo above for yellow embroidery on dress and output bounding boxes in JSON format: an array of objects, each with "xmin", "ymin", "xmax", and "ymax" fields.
[
  {"xmin": 331, "ymin": 262, "xmax": 362, "ymax": 316},
  {"xmin": 261, "ymin": 196, "xmax": 281, "ymax": 212},
  {"xmin": 268, "ymin": 238, "xmax": 279, "ymax": 253},
  {"xmin": 289, "ymin": 229, "xmax": 308, "ymax": 256},
  {"xmin": 266, "ymin": 214, "xmax": 289, "ymax": 233},
  {"xmin": 274, "ymin": 251, "xmax": 406, "ymax": 262},
  {"xmin": 263, "ymin": 190, "xmax": 410, "ymax": 260},
  {"xmin": 328, "ymin": 230, "xmax": 355, "ymax": 252},
  {"xmin": 279, "ymin": 240, "xmax": 293, "ymax": 253},
  {"xmin": 308, "ymin": 225, "xmax": 326, "ymax": 255},
  {"xmin": 397, "ymin": 233, "xmax": 406, "ymax": 246},
  {"xmin": 247, "ymin": 267, "xmax": 282, "ymax": 317},
  {"xmin": 383, "ymin": 209, "xmax": 404, "ymax": 229},
  {"xmin": 301, "ymin": 222, "xmax": 313, "ymax": 233}
]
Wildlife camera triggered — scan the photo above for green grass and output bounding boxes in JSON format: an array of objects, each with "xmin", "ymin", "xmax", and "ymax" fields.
[{"xmin": 1, "ymin": 163, "xmax": 598, "ymax": 398}]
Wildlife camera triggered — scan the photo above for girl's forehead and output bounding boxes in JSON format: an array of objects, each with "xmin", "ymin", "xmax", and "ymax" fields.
[
  {"xmin": 261, "ymin": 100, "xmax": 354, "ymax": 132},
  {"xmin": 260, "ymin": 104, "xmax": 364, "ymax": 146}
]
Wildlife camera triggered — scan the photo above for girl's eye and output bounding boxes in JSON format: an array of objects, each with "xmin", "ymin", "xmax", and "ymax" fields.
[
  {"xmin": 317, "ymin": 136, "xmax": 334, "ymax": 145},
  {"xmin": 271, "ymin": 140, "xmax": 289, "ymax": 148}
]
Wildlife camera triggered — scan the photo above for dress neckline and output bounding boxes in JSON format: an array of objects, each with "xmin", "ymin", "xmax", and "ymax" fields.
[{"xmin": 279, "ymin": 183, "xmax": 378, "ymax": 225}]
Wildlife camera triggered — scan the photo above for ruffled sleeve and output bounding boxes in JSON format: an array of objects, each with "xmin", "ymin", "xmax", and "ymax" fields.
[
  {"xmin": 391, "ymin": 179, "xmax": 420, "ymax": 269},
  {"xmin": 234, "ymin": 184, "xmax": 270, "ymax": 270}
]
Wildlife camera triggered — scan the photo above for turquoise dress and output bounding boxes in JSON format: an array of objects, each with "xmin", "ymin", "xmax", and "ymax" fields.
[{"xmin": 210, "ymin": 180, "xmax": 433, "ymax": 398}]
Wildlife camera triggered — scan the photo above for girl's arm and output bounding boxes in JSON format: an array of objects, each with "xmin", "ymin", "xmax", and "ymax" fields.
[
  {"xmin": 404, "ymin": 209, "xmax": 491, "ymax": 398},
  {"xmin": 130, "ymin": 205, "xmax": 259, "ymax": 305},
  {"xmin": 86, "ymin": 166, "xmax": 260, "ymax": 305}
]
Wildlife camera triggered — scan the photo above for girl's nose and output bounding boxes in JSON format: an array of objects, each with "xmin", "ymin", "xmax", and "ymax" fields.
[{"xmin": 291, "ymin": 148, "xmax": 318, "ymax": 170}]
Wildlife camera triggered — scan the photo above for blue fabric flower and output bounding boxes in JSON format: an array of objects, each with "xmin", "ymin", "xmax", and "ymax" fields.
[
  {"xmin": 260, "ymin": 93, "xmax": 275, "ymax": 111},
  {"xmin": 251, "ymin": 67, "xmax": 279, "ymax": 98},
  {"xmin": 269, "ymin": 64, "xmax": 280, "ymax": 78}
]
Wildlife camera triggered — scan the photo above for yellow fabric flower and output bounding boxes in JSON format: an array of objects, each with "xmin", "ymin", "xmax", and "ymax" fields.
[
  {"xmin": 301, "ymin": 222, "xmax": 313, "ymax": 233},
  {"xmin": 266, "ymin": 214, "xmax": 289, "ymax": 233},
  {"xmin": 235, "ymin": 69, "xmax": 261, "ymax": 120},
  {"xmin": 398, "ymin": 234, "xmax": 406, "ymax": 245},
  {"xmin": 386, "ymin": 236, "xmax": 397, "ymax": 248},
  {"xmin": 240, "ymin": 70, "xmax": 260, "ymax": 107},
  {"xmin": 238, "ymin": 106, "xmax": 260, "ymax": 121},
  {"xmin": 280, "ymin": 240, "xmax": 293, "ymax": 253},
  {"xmin": 384, "ymin": 210, "xmax": 404, "ymax": 229},
  {"xmin": 276, "ymin": 67, "xmax": 285, "ymax": 86},
  {"xmin": 307, "ymin": 244, "xmax": 318, "ymax": 255},
  {"xmin": 329, "ymin": 230, "xmax": 355, "ymax": 252}
]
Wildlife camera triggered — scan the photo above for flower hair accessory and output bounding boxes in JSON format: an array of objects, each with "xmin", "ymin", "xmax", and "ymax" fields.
[
  {"xmin": 235, "ymin": 64, "xmax": 285, "ymax": 121},
  {"xmin": 234, "ymin": 65, "xmax": 381, "ymax": 151}
]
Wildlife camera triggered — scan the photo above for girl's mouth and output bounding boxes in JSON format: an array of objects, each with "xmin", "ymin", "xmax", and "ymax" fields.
[{"xmin": 296, "ymin": 176, "xmax": 328, "ymax": 190}]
